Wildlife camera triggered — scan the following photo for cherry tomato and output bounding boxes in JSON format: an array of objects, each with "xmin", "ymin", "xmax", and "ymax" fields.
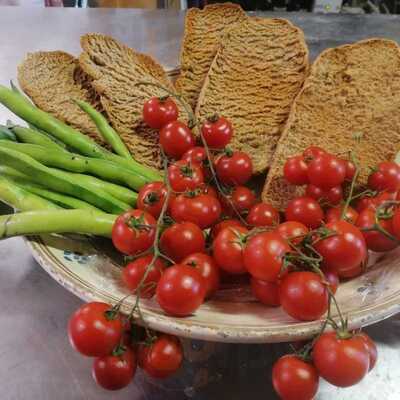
[
  {"xmin": 122, "ymin": 255, "xmax": 166, "ymax": 298},
  {"xmin": 182, "ymin": 253, "xmax": 220, "ymax": 298},
  {"xmin": 213, "ymin": 226, "xmax": 248, "ymax": 274},
  {"xmin": 307, "ymin": 153, "xmax": 346, "ymax": 189},
  {"xmin": 244, "ymin": 232, "xmax": 290, "ymax": 282},
  {"xmin": 322, "ymin": 267, "xmax": 339, "ymax": 294},
  {"xmin": 143, "ymin": 96, "xmax": 178, "ymax": 130},
  {"xmin": 201, "ymin": 115, "xmax": 233, "ymax": 149},
  {"xmin": 210, "ymin": 218, "xmax": 244, "ymax": 240},
  {"xmin": 279, "ymin": 272, "xmax": 328, "ymax": 321},
  {"xmin": 137, "ymin": 182, "xmax": 169, "ymax": 218},
  {"xmin": 368, "ymin": 162, "xmax": 400, "ymax": 193},
  {"xmin": 250, "ymin": 277, "xmax": 280, "ymax": 306},
  {"xmin": 246, "ymin": 202, "xmax": 279, "ymax": 227},
  {"xmin": 325, "ymin": 205, "xmax": 359, "ymax": 225},
  {"xmin": 170, "ymin": 193, "xmax": 221, "ymax": 229},
  {"xmin": 138, "ymin": 334, "xmax": 183, "ymax": 379},
  {"xmin": 392, "ymin": 207, "xmax": 400, "ymax": 239},
  {"xmin": 111, "ymin": 210, "xmax": 156, "ymax": 256},
  {"xmin": 156, "ymin": 264, "xmax": 206, "ymax": 316},
  {"xmin": 272, "ymin": 355, "xmax": 319, "ymax": 400},
  {"xmin": 306, "ymin": 184, "xmax": 343, "ymax": 204},
  {"xmin": 160, "ymin": 121, "xmax": 195, "ymax": 159},
  {"xmin": 303, "ymin": 145, "xmax": 326, "ymax": 160},
  {"xmin": 220, "ymin": 186, "xmax": 256, "ymax": 216},
  {"xmin": 160, "ymin": 222, "xmax": 206, "ymax": 262},
  {"xmin": 168, "ymin": 160, "xmax": 204, "ymax": 192},
  {"xmin": 200, "ymin": 184, "xmax": 218, "ymax": 198},
  {"xmin": 357, "ymin": 192, "xmax": 396, "ymax": 213},
  {"xmin": 356, "ymin": 196, "xmax": 375, "ymax": 213},
  {"xmin": 283, "ymin": 155, "xmax": 309, "ymax": 185},
  {"xmin": 92, "ymin": 348, "xmax": 136, "ymax": 390},
  {"xmin": 181, "ymin": 146, "xmax": 210, "ymax": 178},
  {"xmin": 285, "ymin": 196, "xmax": 324, "ymax": 229},
  {"xmin": 215, "ymin": 151, "xmax": 253, "ymax": 186},
  {"xmin": 358, "ymin": 332, "xmax": 378, "ymax": 371},
  {"xmin": 313, "ymin": 332, "xmax": 370, "ymax": 387},
  {"xmin": 277, "ymin": 221, "xmax": 308, "ymax": 245},
  {"xmin": 340, "ymin": 263, "xmax": 364, "ymax": 279},
  {"xmin": 344, "ymin": 160, "xmax": 356, "ymax": 181},
  {"xmin": 68, "ymin": 302, "xmax": 123, "ymax": 357}
]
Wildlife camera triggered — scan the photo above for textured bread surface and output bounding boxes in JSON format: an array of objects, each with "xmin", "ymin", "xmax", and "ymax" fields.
[
  {"xmin": 18, "ymin": 51, "xmax": 103, "ymax": 142},
  {"xmin": 196, "ymin": 17, "xmax": 309, "ymax": 174},
  {"xmin": 79, "ymin": 33, "xmax": 190, "ymax": 169},
  {"xmin": 262, "ymin": 39, "xmax": 400, "ymax": 210},
  {"xmin": 175, "ymin": 3, "xmax": 247, "ymax": 110}
]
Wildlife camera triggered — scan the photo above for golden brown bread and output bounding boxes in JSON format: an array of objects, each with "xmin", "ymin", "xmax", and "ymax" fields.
[
  {"xmin": 175, "ymin": 3, "xmax": 247, "ymax": 110},
  {"xmin": 196, "ymin": 17, "xmax": 309, "ymax": 174},
  {"xmin": 262, "ymin": 38, "xmax": 400, "ymax": 210}
]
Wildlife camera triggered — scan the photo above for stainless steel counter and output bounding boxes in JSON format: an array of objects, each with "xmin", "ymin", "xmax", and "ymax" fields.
[{"xmin": 1, "ymin": 7, "xmax": 400, "ymax": 400}]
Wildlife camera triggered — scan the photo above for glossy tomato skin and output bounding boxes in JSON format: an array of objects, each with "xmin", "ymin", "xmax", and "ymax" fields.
[
  {"xmin": 215, "ymin": 151, "xmax": 253, "ymax": 186},
  {"xmin": 92, "ymin": 348, "xmax": 136, "ymax": 391},
  {"xmin": 303, "ymin": 146, "xmax": 326, "ymax": 160},
  {"xmin": 272, "ymin": 355, "xmax": 319, "ymax": 400},
  {"xmin": 229, "ymin": 186, "xmax": 257, "ymax": 214},
  {"xmin": 210, "ymin": 219, "xmax": 244, "ymax": 240},
  {"xmin": 279, "ymin": 272, "xmax": 328, "ymax": 321},
  {"xmin": 156, "ymin": 264, "xmax": 206, "ymax": 317},
  {"xmin": 392, "ymin": 207, "xmax": 400, "ymax": 239},
  {"xmin": 306, "ymin": 184, "xmax": 343, "ymax": 205},
  {"xmin": 182, "ymin": 253, "xmax": 220, "ymax": 298},
  {"xmin": 160, "ymin": 222, "xmax": 206, "ymax": 262},
  {"xmin": 358, "ymin": 332, "xmax": 378, "ymax": 371},
  {"xmin": 243, "ymin": 232, "xmax": 290, "ymax": 282},
  {"xmin": 344, "ymin": 160, "xmax": 356, "ymax": 181},
  {"xmin": 325, "ymin": 205, "xmax": 359, "ymax": 225},
  {"xmin": 112, "ymin": 210, "xmax": 156, "ymax": 256},
  {"xmin": 68, "ymin": 302, "xmax": 123, "ymax": 357},
  {"xmin": 143, "ymin": 97, "xmax": 178, "ymax": 129},
  {"xmin": 168, "ymin": 160, "xmax": 204, "ymax": 192},
  {"xmin": 250, "ymin": 277, "xmax": 280, "ymax": 306},
  {"xmin": 313, "ymin": 332, "xmax": 370, "ymax": 387},
  {"xmin": 285, "ymin": 196, "xmax": 324, "ymax": 229},
  {"xmin": 246, "ymin": 202, "xmax": 279, "ymax": 227},
  {"xmin": 181, "ymin": 147, "xmax": 210, "ymax": 178},
  {"xmin": 277, "ymin": 221, "xmax": 308, "ymax": 245},
  {"xmin": 137, "ymin": 182, "xmax": 169, "ymax": 218},
  {"xmin": 159, "ymin": 121, "xmax": 195, "ymax": 159},
  {"xmin": 307, "ymin": 153, "xmax": 346, "ymax": 189},
  {"xmin": 283, "ymin": 155, "xmax": 309, "ymax": 185},
  {"xmin": 368, "ymin": 161, "xmax": 400, "ymax": 192},
  {"xmin": 201, "ymin": 116, "xmax": 233, "ymax": 149},
  {"xmin": 322, "ymin": 268, "xmax": 339, "ymax": 294}
]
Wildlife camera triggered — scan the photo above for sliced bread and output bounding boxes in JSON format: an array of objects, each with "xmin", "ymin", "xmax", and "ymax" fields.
[
  {"xmin": 195, "ymin": 17, "xmax": 309, "ymax": 174},
  {"xmin": 262, "ymin": 39, "xmax": 400, "ymax": 209}
]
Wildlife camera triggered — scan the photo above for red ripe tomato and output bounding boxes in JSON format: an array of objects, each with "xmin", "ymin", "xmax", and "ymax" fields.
[
  {"xmin": 305, "ymin": 184, "xmax": 324, "ymax": 201},
  {"xmin": 283, "ymin": 155, "xmax": 309, "ymax": 185},
  {"xmin": 313, "ymin": 332, "xmax": 370, "ymax": 387},
  {"xmin": 368, "ymin": 161, "xmax": 400, "ymax": 192},
  {"xmin": 344, "ymin": 160, "xmax": 357, "ymax": 181},
  {"xmin": 322, "ymin": 267, "xmax": 339, "ymax": 294},
  {"xmin": 201, "ymin": 115, "xmax": 233, "ymax": 149},
  {"xmin": 356, "ymin": 196, "xmax": 375, "ymax": 213},
  {"xmin": 279, "ymin": 272, "xmax": 329, "ymax": 321},
  {"xmin": 137, "ymin": 181, "xmax": 169, "ymax": 218},
  {"xmin": 220, "ymin": 186, "xmax": 256, "ymax": 216},
  {"xmin": 200, "ymin": 184, "xmax": 218, "ymax": 198},
  {"xmin": 215, "ymin": 151, "xmax": 253, "ymax": 186},
  {"xmin": 373, "ymin": 191, "xmax": 397, "ymax": 207},
  {"xmin": 272, "ymin": 355, "xmax": 319, "ymax": 400},
  {"xmin": 122, "ymin": 255, "xmax": 166, "ymax": 298},
  {"xmin": 168, "ymin": 160, "xmax": 204, "ymax": 192},
  {"xmin": 170, "ymin": 193, "xmax": 221, "ymax": 229},
  {"xmin": 303, "ymin": 145, "xmax": 326, "ymax": 160},
  {"xmin": 111, "ymin": 209, "xmax": 156, "ymax": 256},
  {"xmin": 392, "ymin": 207, "xmax": 400, "ymax": 239},
  {"xmin": 210, "ymin": 218, "xmax": 244, "ymax": 240},
  {"xmin": 246, "ymin": 202, "xmax": 279, "ymax": 227},
  {"xmin": 325, "ymin": 205, "xmax": 359, "ymax": 225},
  {"xmin": 315, "ymin": 220, "xmax": 367, "ymax": 276},
  {"xmin": 182, "ymin": 253, "xmax": 220, "ymax": 298},
  {"xmin": 356, "ymin": 209, "xmax": 398, "ymax": 252},
  {"xmin": 243, "ymin": 232, "xmax": 290, "ymax": 282},
  {"xmin": 305, "ymin": 184, "xmax": 343, "ymax": 205},
  {"xmin": 156, "ymin": 264, "xmax": 206, "ymax": 316},
  {"xmin": 142, "ymin": 96, "xmax": 178, "ymax": 129},
  {"xmin": 358, "ymin": 332, "xmax": 378, "ymax": 371},
  {"xmin": 277, "ymin": 221, "xmax": 308, "ymax": 245},
  {"xmin": 92, "ymin": 348, "xmax": 136, "ymax": 391},
  {"xmin": 213, "ymin": 226, "xmax": 248, "ymax": 274},
  {"xmin": 160, "ymin": 222, "xmax": 205, "ymax": 262},
  {"xmin": 250, "ymin": 277, "xmax": 280, "ymax": 306},
  {"xmin": 160, "ymin": 121, "xmax": 195, "ymax": 159},
  {"xmin": 307, "ymin": 153, "xmax": 346, "ymax": 189},
  {"xmin": 68, "ymin": 302, "xmax": 123, "ymax": 357},
  {"xmin": 285, "ymin": 196, "xmax": 324, "ymax": 229},
  {"xmin": 138, "ymin": 334, "xmax": 183, "ymax": 379},
  {"xmin": 181, "ymin": 146, "xmax": 210, "ymax": 178}
]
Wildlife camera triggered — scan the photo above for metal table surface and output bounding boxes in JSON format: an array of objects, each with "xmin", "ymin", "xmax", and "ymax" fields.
[{"xmin": 1, "ymin": 7, "xmax": 400, "ymax": 400}]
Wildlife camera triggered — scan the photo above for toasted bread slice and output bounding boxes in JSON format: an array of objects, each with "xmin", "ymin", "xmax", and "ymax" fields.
[
  {"xmin": 79, "ymin": 33, "xmax": 190, "ymax": 170},
  {"xmin": 196, "ymin": 18, "xmax": 309, "ymax": 174},
  {"xmin": 175, "ymin": 3, "xmax": 247, "ymax": 110},
  {"xmin": 262, "ymin": 39, "xmax": 400, "ymax": 209}
]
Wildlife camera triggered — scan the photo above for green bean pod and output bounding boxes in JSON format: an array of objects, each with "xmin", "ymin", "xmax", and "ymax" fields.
[
  {"xmin": 10, "ymin": 125, "xmax": 66, "ymax": 151},
  {"xmin": 0, "ymin": 125, "xmax": 16, "ymax": 141}
]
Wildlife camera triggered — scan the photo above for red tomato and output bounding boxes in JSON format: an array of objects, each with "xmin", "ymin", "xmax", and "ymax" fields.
[
  {"xmin": 181, "ymin": 146, "xmax": 210, "ymax": 178},
  {"xmin": 156, "ymin": 264, "xmax": 206, "ymax": 316},
  {"xmin": 305, "ymin": 184, "xmax": 342, "ymax": 205},
  {"xmin": 210, "ymin": 218, "xmax": 244, "ymax": 240},
  {"xmin": 283, "ymin": 155, "xmax": 309, "ymax": 185},
  {"xmin": 285, "ymin": 196, "xmax": 324, "ymax": 229},
  {"xmin": 137, "ymin": 182, "xmax": 169, "ymax": 218},
  {"xmin": 138, "ymin": 334, "xmax": 183, "ymax": 379},
  {"xmin": 215, "ymin": 151, "xmax": 253, "ymax": 186},
  {"xmin": 213, "ymin": 226, "xmax": 248, "ymax": 274},
  {"xmin": 357, "ymin": 192, "xmax": 396, "ymax": 213},
  {"xmin": 358, "ymin": 332, "xmax": 378, "ymax": 371},
  {"xmin": 325, "ymin": 205, "xmax": 359, "ymax": 225},
  {"xmin": 250, "ymin": 277, "xmax": 280, "ymax": 306},
  {"xmin": 392, "ymin": 207, "xmax": 400, "ymax": 239},
  {"xmin": 92, "ymin": 348, "xmax": 136, "ymax": 391},
  {"xmin": 279, "ymin": 272, "xmax": 329, "ymax": 321},
  {"xmin": 182, "ymin": 253, "xmax": 220, "ymax": 298},
  {"xmin": 313, "ymin": 332, "xmax": 370, "ymax": 387},
  {"xmin": 142, "ymin": 96, "xmax": 178, "ymax": 129},
  {"xmin": 307, "ymin": 153, "xmax": 346, "ymax": 189},
  {"xmin": 200, "ymin": 184, "xmax": 218, "ymax": 198},
  {"xmin": 315, "ymin": 220, "xmax": 367, "ymax": 276},
  {"xmin": 244, "ymin": 232, "xmax": 290, "ymax": 282},
  {"xmin": 168, "ymin": 160, "xmax": 204, "ymax": 192},
  {"xmin": 368, "ymin": 161, "xmax": 400, "ymax": 192},
  {"xmin": 344, "ymin": 160, "xmax": 357, "ymax": 181},
  {"xmin": 122, "ymin": 255, "xmax": 166, "ymax": 298},
  {"xmin": 303, "ymin": 146, "xmax": 326, "ymax": 160},
  {"xmin": 272, "ymin": 355, "xmax": 319, "ymax": 400},
  {"xmin": 220, "ymin": 186, "xmax": 256, "ymax": 216},
  {"xmin": 246, "ymin": 202, "xmax": 279, "ymax": 227},
  {"xmin": 356, "ymin": 196, "xmax": 375, "ymax": 213},
  {"xmin": 338, "ymin": 263, "xmax": 363, "ymax": 279},
  {"xmin": 68, "ymin": 302, "xmax": 123, "ymax": 357},
  {"xmin": 160, "ymin": 222, "xmax": 206, "ymax": 262},
  {"xmin": 277, "ymin": 221, "xmax": 308, "ymax": 245},
  {"xmin": 159, "ymin": 121, "xmax": 195, "ymax": 159},
  {"xmin": 201, "ymin": 115, "xmax": 233, "ymax": 149},
  {"xmin": 322, "ymin": 268, "xmax": 339, "ymax": 294},
  {"xmin": 170, "ymin": 193, "xmax": 221, "ymax": 229}
]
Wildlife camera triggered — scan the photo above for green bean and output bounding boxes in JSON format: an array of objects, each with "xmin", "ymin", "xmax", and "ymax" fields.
[
  {"xmin": 10, "ymin": 80, "xmax": 32, "ymax": 106},
  {"xmin": 10, "ymin": 125, "xmax": 66, "ymax": 151},
  {"xmin": 0, "ymin": 210, "xmax": 116, "ymax": 239},
  {"xmin": 0, "ymin": 125, "xmax": 16, "ymax": 141}
]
